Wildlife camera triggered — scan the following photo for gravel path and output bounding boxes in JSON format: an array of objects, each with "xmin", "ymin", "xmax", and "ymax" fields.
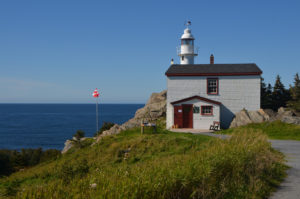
[
  {"xmin": 171, "ymin": 129, "xmax": 300, "ymax": 198},
  {"xmin": 269, "ymin": 140, "xmax": 300, "ymax": 199}
]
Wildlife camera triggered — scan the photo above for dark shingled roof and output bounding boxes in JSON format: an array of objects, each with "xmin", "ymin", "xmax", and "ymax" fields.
[{"xmin": 165, "ymin": 64, "xmax": 262, "ymax": 76}]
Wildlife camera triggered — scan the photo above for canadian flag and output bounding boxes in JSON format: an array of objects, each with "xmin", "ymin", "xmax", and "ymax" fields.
[{"xmin": 92, "ymin": 88, "xmax": 99, "ymax": 98}]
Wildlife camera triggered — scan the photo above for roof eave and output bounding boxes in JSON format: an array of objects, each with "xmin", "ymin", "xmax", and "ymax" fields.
[
  {"xmin": 165, "ymin": 72, "xmax": 262, "ymax": 77},
  {"xmin": 171, "ymin": 95, "xmax": 222, "ymax": 105}
]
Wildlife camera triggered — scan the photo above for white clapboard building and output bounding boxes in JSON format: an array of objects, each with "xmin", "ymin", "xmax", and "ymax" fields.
[{"xmin": 165, "ymin": 24, "xmax": 262, "ymax": 129}]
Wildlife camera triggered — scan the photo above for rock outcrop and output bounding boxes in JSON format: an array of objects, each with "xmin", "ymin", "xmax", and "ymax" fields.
[
  {"xmin": 281, "ymin": 116, "xmax": 300, "ymax": 125},
  {"xmin": 229, "ymin": 109, "xmax": 269, "ymax": 128},
  {"xmin": 61, "ymin": 137, "xmax": 89, "ymax": 154},
  {"xmin": 230, "ymin": 107, "xmax": 300, "ymax": 128},
  {"xmin": 95, "ymin": 90, "xmax": 166, "ymax": 143},
  {"xmin": 64, "ymin": 90, "xmax": 166, "ymax": 152},
  {"xmin": 61, "ymin": 140, "xmax": 74, "ymax": 154}
]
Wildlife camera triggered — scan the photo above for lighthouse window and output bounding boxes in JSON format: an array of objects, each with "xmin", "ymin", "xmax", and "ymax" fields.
[
  {"xmin": 181, "ymin": 40, "xmax": 193, "ymax": 45},
  {"xmin": 182, "ymin": 56, "xmax": 184, "ymax": 61}
]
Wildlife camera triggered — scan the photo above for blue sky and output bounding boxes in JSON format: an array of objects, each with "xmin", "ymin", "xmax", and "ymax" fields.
[{"xmin": 0, "ymin": 0, "xmax": 299, "ymax": 103}]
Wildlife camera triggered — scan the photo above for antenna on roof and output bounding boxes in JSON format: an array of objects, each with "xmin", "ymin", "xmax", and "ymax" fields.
[{"xmin": 184, "ymin": 20, "xmax": 192, "ymax": 29}]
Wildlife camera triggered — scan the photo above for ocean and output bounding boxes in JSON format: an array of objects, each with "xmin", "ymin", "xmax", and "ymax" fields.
[{"xmin": 0, "ymin": 104, "xmax": 144, "ymax": 150}]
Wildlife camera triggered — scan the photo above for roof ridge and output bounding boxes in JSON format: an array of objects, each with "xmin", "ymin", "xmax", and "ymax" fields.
[{"xmin": 171, "ymin": 63, "xmax": 257, "ymax": 66}]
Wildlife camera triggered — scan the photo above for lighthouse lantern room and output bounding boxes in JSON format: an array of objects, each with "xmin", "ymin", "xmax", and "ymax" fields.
[{"xmin": 177, "ymin": 21, "xmax": 198, "ymax": 64}]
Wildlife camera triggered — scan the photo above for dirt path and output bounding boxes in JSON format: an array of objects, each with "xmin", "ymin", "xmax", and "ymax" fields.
[{"xmin": 171, "ymin": 130, "xmax": 300, "ymax": 198}]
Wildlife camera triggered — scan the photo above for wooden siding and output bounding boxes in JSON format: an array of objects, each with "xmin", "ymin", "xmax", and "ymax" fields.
[{"xmin": 166, "ymin": 75, "xmax": 260, "ymax": 129}]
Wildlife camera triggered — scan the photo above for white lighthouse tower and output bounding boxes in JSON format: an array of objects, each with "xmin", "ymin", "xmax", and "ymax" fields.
[{"xmin": 178, "ymin": 21, "xmax": 198, "ymax": 64}]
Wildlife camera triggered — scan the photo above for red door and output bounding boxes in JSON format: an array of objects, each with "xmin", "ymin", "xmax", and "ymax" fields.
[
  {"xmin": 182, "ymin": 104, "xmax": 193, "ymax": 128},
  {"xmin": 174, "ymin": 106, "xmax": 183, "ymax": 128}
]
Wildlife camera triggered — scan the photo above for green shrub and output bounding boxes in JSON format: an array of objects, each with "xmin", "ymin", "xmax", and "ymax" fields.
[
  {"xmin": 94, "ymin": 122, "xmax": 115, "ymax": 136},
  {"xmin": 0, "ymin": 148, "xmax": 61, "ymax": 177},
  {"xmin": 73, "ymin": 130, "xmax": 85, "ymax": 140}
]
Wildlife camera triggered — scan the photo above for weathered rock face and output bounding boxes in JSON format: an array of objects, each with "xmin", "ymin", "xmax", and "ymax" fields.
[
  {"xmin": 229, "ymin": 109, "xmax": 269, "ymax": 128},
  {"xmin": 62, "ymin": 137, "xmax": 89, "ymax": 153},
  {"xmin": 95, "ymin": 90, "xmax": 167, "ymax": 143},
  {"xmin": 122, "ymin": 90, "xmax": 166, "ymax": 129},
  {"xmin": 281, "ymin": 116, "xmax": 300, "ymax": 125},
  {"xmin": 61, "ymin": 140, "xmax": 74, "ymax": 154},
  {"xmin": 230, "ymin": 107, "xmax": 300, "ymax": 128}
]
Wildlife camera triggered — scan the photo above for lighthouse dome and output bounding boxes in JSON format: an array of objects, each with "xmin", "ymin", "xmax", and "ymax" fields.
[{"xmin": 181, "ymin": 28, "xmax": 194, "ymax": 40}]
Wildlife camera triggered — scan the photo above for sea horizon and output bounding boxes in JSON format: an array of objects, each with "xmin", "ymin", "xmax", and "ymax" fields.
[{"xmin": 0, "ymin": 103, "xmax": 144, "ymax": 150}]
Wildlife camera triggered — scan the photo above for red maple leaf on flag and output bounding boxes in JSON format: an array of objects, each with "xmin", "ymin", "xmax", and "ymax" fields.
[{"xmin": 93, "ymin": 88, "xmax": 99, "ymax": 98}]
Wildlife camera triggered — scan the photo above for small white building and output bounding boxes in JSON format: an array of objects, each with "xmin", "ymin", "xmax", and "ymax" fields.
[{"xmin": 166, "ymin": 23, "xmax": 262, "ymax": 129}]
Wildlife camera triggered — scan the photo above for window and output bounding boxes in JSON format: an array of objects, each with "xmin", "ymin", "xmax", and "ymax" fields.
[
  {"xmin": 182, "ymin": 56, "xmax": 184, "ymax": 61},
  {"xmin": 207, "ymin": 78, "xmax": 218, "ymax": 94},
  {"xmin": 193, "ymin": 106, "xmax": 200, "ymax": 113},
  {"xmin": 181, "ymin": 39, "xmax": 194, "ymax": 45},
  {"xmin": 201, "ymin": 106, "xmax": 213, "ymax": 115}
]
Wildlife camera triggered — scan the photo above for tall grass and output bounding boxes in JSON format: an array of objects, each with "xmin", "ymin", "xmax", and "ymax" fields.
[
  {"xmin": 222, "ymin": 120, "xmax": 300, "ymax": 140},
  {"xmin": 0, "ymin": 129, "xmax": 286, "ymax": 199}
]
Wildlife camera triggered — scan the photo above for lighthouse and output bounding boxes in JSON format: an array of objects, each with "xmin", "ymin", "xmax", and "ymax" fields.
[{"xmin": 178, "ymin": 21, "xmax": 198, "ymax": 64}]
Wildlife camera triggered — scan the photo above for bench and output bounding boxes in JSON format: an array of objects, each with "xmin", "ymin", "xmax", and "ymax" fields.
[
  {"xmin": 141, "ymin": 121, "xmax": 157, "ymax": 134},
  {"xmin": 210, "ymin": 121, "xmax": 220, "ymax": 131}
]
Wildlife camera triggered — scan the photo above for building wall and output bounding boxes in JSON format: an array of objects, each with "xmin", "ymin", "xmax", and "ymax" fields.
[
  {"xmin": 173, "ymin": 99, "xmax": 220, "ymax": 129},
  {"xmin": 166, "ymin": 75, "xmax": 261, "ymax": 129}
]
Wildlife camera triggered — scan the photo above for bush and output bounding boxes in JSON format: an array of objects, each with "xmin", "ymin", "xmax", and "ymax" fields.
[
  {"xmin": 73, "ymin": 130, "xmax": 85, "ymax": 140},
  {"xmin": 0, "ymin": 148, "xmax": 61, "ymax": 177},
  {"xmin": 94, "ymin": 122, "xmax": 115, "ymax": 136}
]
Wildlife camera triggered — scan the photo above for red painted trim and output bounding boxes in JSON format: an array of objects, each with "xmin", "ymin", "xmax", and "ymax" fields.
[
  {"xmin": 207, "ymin": 78, "xmax": 219, "ymax": 95},
  {"xmin": 174, "ymin": 105, "xmax": 183, "ymax": 128},
  {"xmin": 182, "ymin": 104, "xmax": 193, "ymax": 128},
  {"xmin": 171, "ymin": 95, "xmax": 221, "ymax": 105},
  {"xmin": 201, "ymin": 105, "xmax": 213, "ymax": 116},
  {"xmin": 165, "ymin": 72, "xmax": 262, "ymax": 76}
]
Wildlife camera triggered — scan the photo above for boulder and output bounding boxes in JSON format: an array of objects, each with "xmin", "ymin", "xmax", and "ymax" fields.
[
  {"xmin": 230, "ymin": 109, "xmax": 271, "ymax": 128},
  {"xmin": 230, "ymin": 107, "xmax": 300, "ymax": 128},
  {"xmin": 229, "ymin": 110, "xmax": 253, "ymax": 128},
  {"xmin": 276, "ymin": 107, "xmax": 294, "ymax": 119},
  {"xmin": 259, "ymin": 109, "xmax": 275, "ymax": 120},
  {"xmin": 248, "ymin": 111, "xmax": 266, "ymax": 123},
  {"xmin": 281, "ymin": 116, "xmax": 300, "ymax": 125}
]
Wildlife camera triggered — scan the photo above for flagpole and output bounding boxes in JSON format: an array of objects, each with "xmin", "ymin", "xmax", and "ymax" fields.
[
  {"xmin": 96, "ymin": 96, "xmax": 99, "ymax": 132},
  {"xmin": 93, "ymin": 88, "xmax": 100, "ymax": 133}
]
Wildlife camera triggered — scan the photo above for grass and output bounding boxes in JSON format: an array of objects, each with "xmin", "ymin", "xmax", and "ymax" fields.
[
  {"xmin": 221, "ymin": 120, "xmax": 300, "ymax": 140},
  {"xmin": 0, "ymin": 126, "xmax": 287, "ymax": 199}
]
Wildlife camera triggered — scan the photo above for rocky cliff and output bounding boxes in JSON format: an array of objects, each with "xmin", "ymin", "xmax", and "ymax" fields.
[
  {"xmin": 95, "ymin": 90, "xmax": 167, "ymax": 143},
  {"xmin": 62, "ymin": 90, "xmax": 167, "ymax": 153}
]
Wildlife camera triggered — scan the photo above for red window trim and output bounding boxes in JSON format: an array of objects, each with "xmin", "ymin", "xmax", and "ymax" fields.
[
  {"xmin": 201, "ymin": 105, "xmax": 213, "ymax": 116},
  {"xmin": 207, "ymin": 78, "xmax": 219, "ymax": 95}
]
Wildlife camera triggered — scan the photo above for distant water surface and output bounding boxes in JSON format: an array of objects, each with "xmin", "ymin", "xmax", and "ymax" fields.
[{"xmin": 0, "ymin": 104, "xmax": 143, "ymax": 150}]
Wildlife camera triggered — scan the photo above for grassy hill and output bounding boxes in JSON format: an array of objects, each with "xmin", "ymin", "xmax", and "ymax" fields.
[{"xmin": 0, "ymin": 125, "xmax": 286, "ymax": 199}]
